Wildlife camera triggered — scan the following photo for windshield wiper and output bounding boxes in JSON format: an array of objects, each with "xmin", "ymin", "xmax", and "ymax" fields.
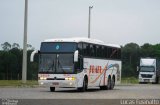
[
  {"xmin": 48, "ymin": 59, "xmax": 55, "ymax": 71},
  {"xmin": 57, "ymin": 59, "xmax": 67, "ymax": 74}
]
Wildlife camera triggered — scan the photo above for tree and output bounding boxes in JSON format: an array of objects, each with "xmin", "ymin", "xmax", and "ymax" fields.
[
  {"xmin": 121, "ymin": 43, "xmax": 140, "ymax": 77},
  {"xmin": 152, "ymin": 44, "xmax": 160, "ymax": 58},
  {"xmin": 1, "ymin": 42, "xmax": 11, "ymax": 51},
  {"xmin": 27, "ymin": 50, "xmax": 38, "ymax": 80},
  {"xmin": 12, "ymin": 43, "xmax": 20, "ymax": 49},
  {"xmin": 0, "ymin": 51, "xmax": 17, "ymax": 80},
  {"xmin": 0, "ymin": 42, "xmax": 38, "ymax": 80},
  {"xmin": 27, "ymin": 44, "xmax": 35, "ymax": 50},
  {"xmin": 0, "ymin": 51, "xmax": 5, "ymax": 79},
  {"xmin": 10, "ymin": 48, "xmax": 22, "ymax": 80},
  {"xmin": 140, "ymin": 43, "xmax": 155, "ymax": 57}
]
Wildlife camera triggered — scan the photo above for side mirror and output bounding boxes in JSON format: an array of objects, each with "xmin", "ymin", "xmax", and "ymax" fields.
[
  {"xmin": 30, "ymin": 50, "xmax": 38, "ymax": 62},
  {"xmin": 74, "ymin": 50, "xmax": 78, "ymax": 62}
]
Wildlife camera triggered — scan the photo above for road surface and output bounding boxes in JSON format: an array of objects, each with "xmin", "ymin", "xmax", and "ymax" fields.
[{"xmin": 0, "ymin": 84, "xmax": 160, "ymax": 99}]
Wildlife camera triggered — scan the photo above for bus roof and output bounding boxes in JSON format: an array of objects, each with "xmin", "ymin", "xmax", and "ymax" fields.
[{"xmin": 44, "ymin": 37, "xmax": 120, "ymax": 48}]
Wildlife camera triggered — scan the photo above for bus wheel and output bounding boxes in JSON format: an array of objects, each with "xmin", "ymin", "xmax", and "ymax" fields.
[
  {"xmin": 139, "ymin": 82, "xmax": 143, "ymax": 84},
  {"xmin": 106, "ymin": 77, "xmax": 111, "ymax": 90},
  {"xmin": 50, "ymin": 87, "xmax": 55, "ymax": 92},
  {"xmin": 100, "ymin": 86, "xmax": 107, "ymax": 90},
  {"xmin": 100, "ymin": 86, "xmax": 104, "ymax": 90},
  {"xmin": 110, "ymin": 77, "xmax": 115, "ymax": 90},
  {"xmin": 78, "ymin": 77, "xmax": 88, "ymax": 92},
  {"xmin": 156, "ymin": 77, "xmax": 159, "ymax": 84}
]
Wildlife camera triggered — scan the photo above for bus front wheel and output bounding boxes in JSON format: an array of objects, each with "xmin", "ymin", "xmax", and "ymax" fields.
[{"xmin": 78, "ymin": 77, "xmax": 88, "ymax": 92}]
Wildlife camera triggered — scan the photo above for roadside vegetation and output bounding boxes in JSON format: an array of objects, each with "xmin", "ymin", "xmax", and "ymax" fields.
[
  {"xmin": 121, "ymin": 77, "xmax": 138, "ymax": 84},
  {"xmin": 0, "ymin": 80, "xmax": 38, "ymax": 87},
  {"xmin": 0, "ymin": 42, "xmax": 38, "ymax": 80}
]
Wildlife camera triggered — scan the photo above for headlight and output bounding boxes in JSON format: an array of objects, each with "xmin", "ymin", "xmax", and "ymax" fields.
[
  {"xmin": 65, "ymin": 77, "xmax": 76, "ymax": 80},
  {"xmin": 39, "ymin": 77, "xmax": 47, "ymax": 80},
  {"xmin": 40, "ymin": 82, "xmax": 44, "ymax": 85}
]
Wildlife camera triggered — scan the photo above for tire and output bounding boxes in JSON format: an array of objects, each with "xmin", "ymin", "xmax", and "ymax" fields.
[
  {"xmin": 156, "ymin": 77, "xmax": 159, "ymax": 84},
  {"xmin": 106, "ymin": 77, "xmax": 111, "ymax": 90},
  {"xmin": 110, "ymin": 77, "xmax": 115, "ymax": 90},
  {"xmin": 78, "ymin": 77, "xmax": 88, "ymax": 92},
  {"xmin": 50, "ymin": 87, "xmax": 55, "ymax": 92},
  {"xmin": 152, "ymin": 77, "xmax": 159, "ymax": 84},
  {"xmin": 152, "ymin": 82, "xmax": 156, "ymax": 84},
  {"xmin": 100, "ymin": 86, "xmax": 107, "ymax": 90}
]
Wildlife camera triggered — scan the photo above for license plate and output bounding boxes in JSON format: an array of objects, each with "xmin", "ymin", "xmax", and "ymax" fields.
[{"xmin": 52, "ymin": 82, "xmax": 59, "ymax": 85}]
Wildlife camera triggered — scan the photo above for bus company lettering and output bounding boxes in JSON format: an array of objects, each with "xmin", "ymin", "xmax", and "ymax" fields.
[{"xmin": 89, "ymin": 65, "xmax": 102, "ymax": 73}]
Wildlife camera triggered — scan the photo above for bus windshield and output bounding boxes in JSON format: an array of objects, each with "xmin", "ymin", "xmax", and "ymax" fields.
[
  {"xmin": 140, "ymin": 66, "xmax": 155, "ymax": 72},
  {"xmin": 39, "ymin": 54, "xmax": 74, "ymax": 74}
]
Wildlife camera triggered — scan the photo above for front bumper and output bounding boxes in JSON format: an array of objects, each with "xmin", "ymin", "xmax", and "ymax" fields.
[
  {"xmin": 139, "ymin": 78, "xmax": 156, "ymax": 83},
  {"xmin": 38, "ymin": 80, "xmax": 77, "ymax": 88}
]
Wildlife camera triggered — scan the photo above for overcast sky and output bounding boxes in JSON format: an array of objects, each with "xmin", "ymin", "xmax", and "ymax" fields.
[{"xmin": 0, "ymin": 0, "xmax": 160, "ymax": 49}]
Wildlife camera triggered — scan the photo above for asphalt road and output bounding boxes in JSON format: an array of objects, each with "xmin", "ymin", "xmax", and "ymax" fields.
[{"xmin": 0, "ymin": 84, "xmax": 160, "ymax": 99}]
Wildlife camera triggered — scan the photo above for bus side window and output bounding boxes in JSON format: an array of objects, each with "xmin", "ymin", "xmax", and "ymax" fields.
[
  {"xmin": 96, "ymin": 45, "xmax": 99, "ymax": 57},
  {"xmin": 118, "ymin": 49, "xmax": 121, "ymax": 59},
  {"xmin": 83, "ymin": 43, "xmax": 87, "ymax": 56},
  {"xmin": 108, "ymin": 47, "xmax": 112, "ymax": 58},
  {"xmin": 86, "ymin": 44, "xmax": 90, "ymax": 56},
  {"xmin": 112, "ymin": 48, "xmax": 116, "ymax": 59},
  {"xmin": 90, "ymin": 44, "xmax": 94, "ymax": 57},
  {"xmin": 93, "ymin": 44, "xmax": 96, "ymax": 57},
  {"xmin": 104, "ymin": 46, "xmax": 108, "ymax": 58},
  {"xmin": 99, "ymin": 46, "xmax": 102, "ymax": 58},
  {"xmin": 102, "ymin": 46, "xmax": 105, "ymax": 58}
]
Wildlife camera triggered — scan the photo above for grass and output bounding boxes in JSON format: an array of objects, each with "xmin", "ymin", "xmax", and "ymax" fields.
[
  {"xmin": 0, "ymin": 80, "xmax": 38, "ymax": 87},
  {"xmin": 121, "ymin": 77, "xmax": 139, "ymax": 84},
  {"xmin": 0, "ymin": 77, "xmax": 139, "ymax": 87}
]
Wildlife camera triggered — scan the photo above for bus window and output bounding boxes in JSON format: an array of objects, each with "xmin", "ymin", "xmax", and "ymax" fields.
[
  {"xmin": 99, "ymin": 46, "xmax": 102, "ymax": 58},
  {"xmin": 112, "ymin": 48, "xmax": 117, "ymax": 59},
  {"xmin": 86, "ymin": 44, "xmax": 90, "ymax": 56},
  {"xmin": 118, "ymin": 49, "xmax": 121, "ymax": 59},
  {"xmin": 104, "ymin": 47, "xmax": 108, "ymax": 58},
  {"xmin": 90, "ymin": 44, "xmax": 93, "ymax": 57},
  {"xmin": 96, "ymin": 45, "xmax": 99, "ymax": 57},
  {"xmin": 93, "ymin": 44, "xmax": 96, "ymax": 57},
  {"xmin": 83, "ymin": 43, "xmax": 87, "ymax": 56},
  {"xmin": 108, "ymin": 47, "xmax": 112, "ymax": 58},
  {"xmin": 101, "ymin": 46, "xmax": 105, "ymax": 58}
]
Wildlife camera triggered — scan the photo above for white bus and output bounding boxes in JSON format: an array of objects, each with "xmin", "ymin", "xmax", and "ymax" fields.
[{"xmin": 31, "ymin": 37, "xmax": 121, "ymax": 92}]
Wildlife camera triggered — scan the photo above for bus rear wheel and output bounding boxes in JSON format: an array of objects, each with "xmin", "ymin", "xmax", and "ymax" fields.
[
  {"xmin": 100, "ymin": 86, "xmax": 107, "ymax": 90},
  {"xmin": 106, "ymin": 77, "xmax": 111, "ymax": 90},
  {"xmin": 50, "ymin": 87, "xmax": 55, "ymax": 92},
  {"xmin": 110, "ymin": 77, "xmax": 115, "ymax": 90}
]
